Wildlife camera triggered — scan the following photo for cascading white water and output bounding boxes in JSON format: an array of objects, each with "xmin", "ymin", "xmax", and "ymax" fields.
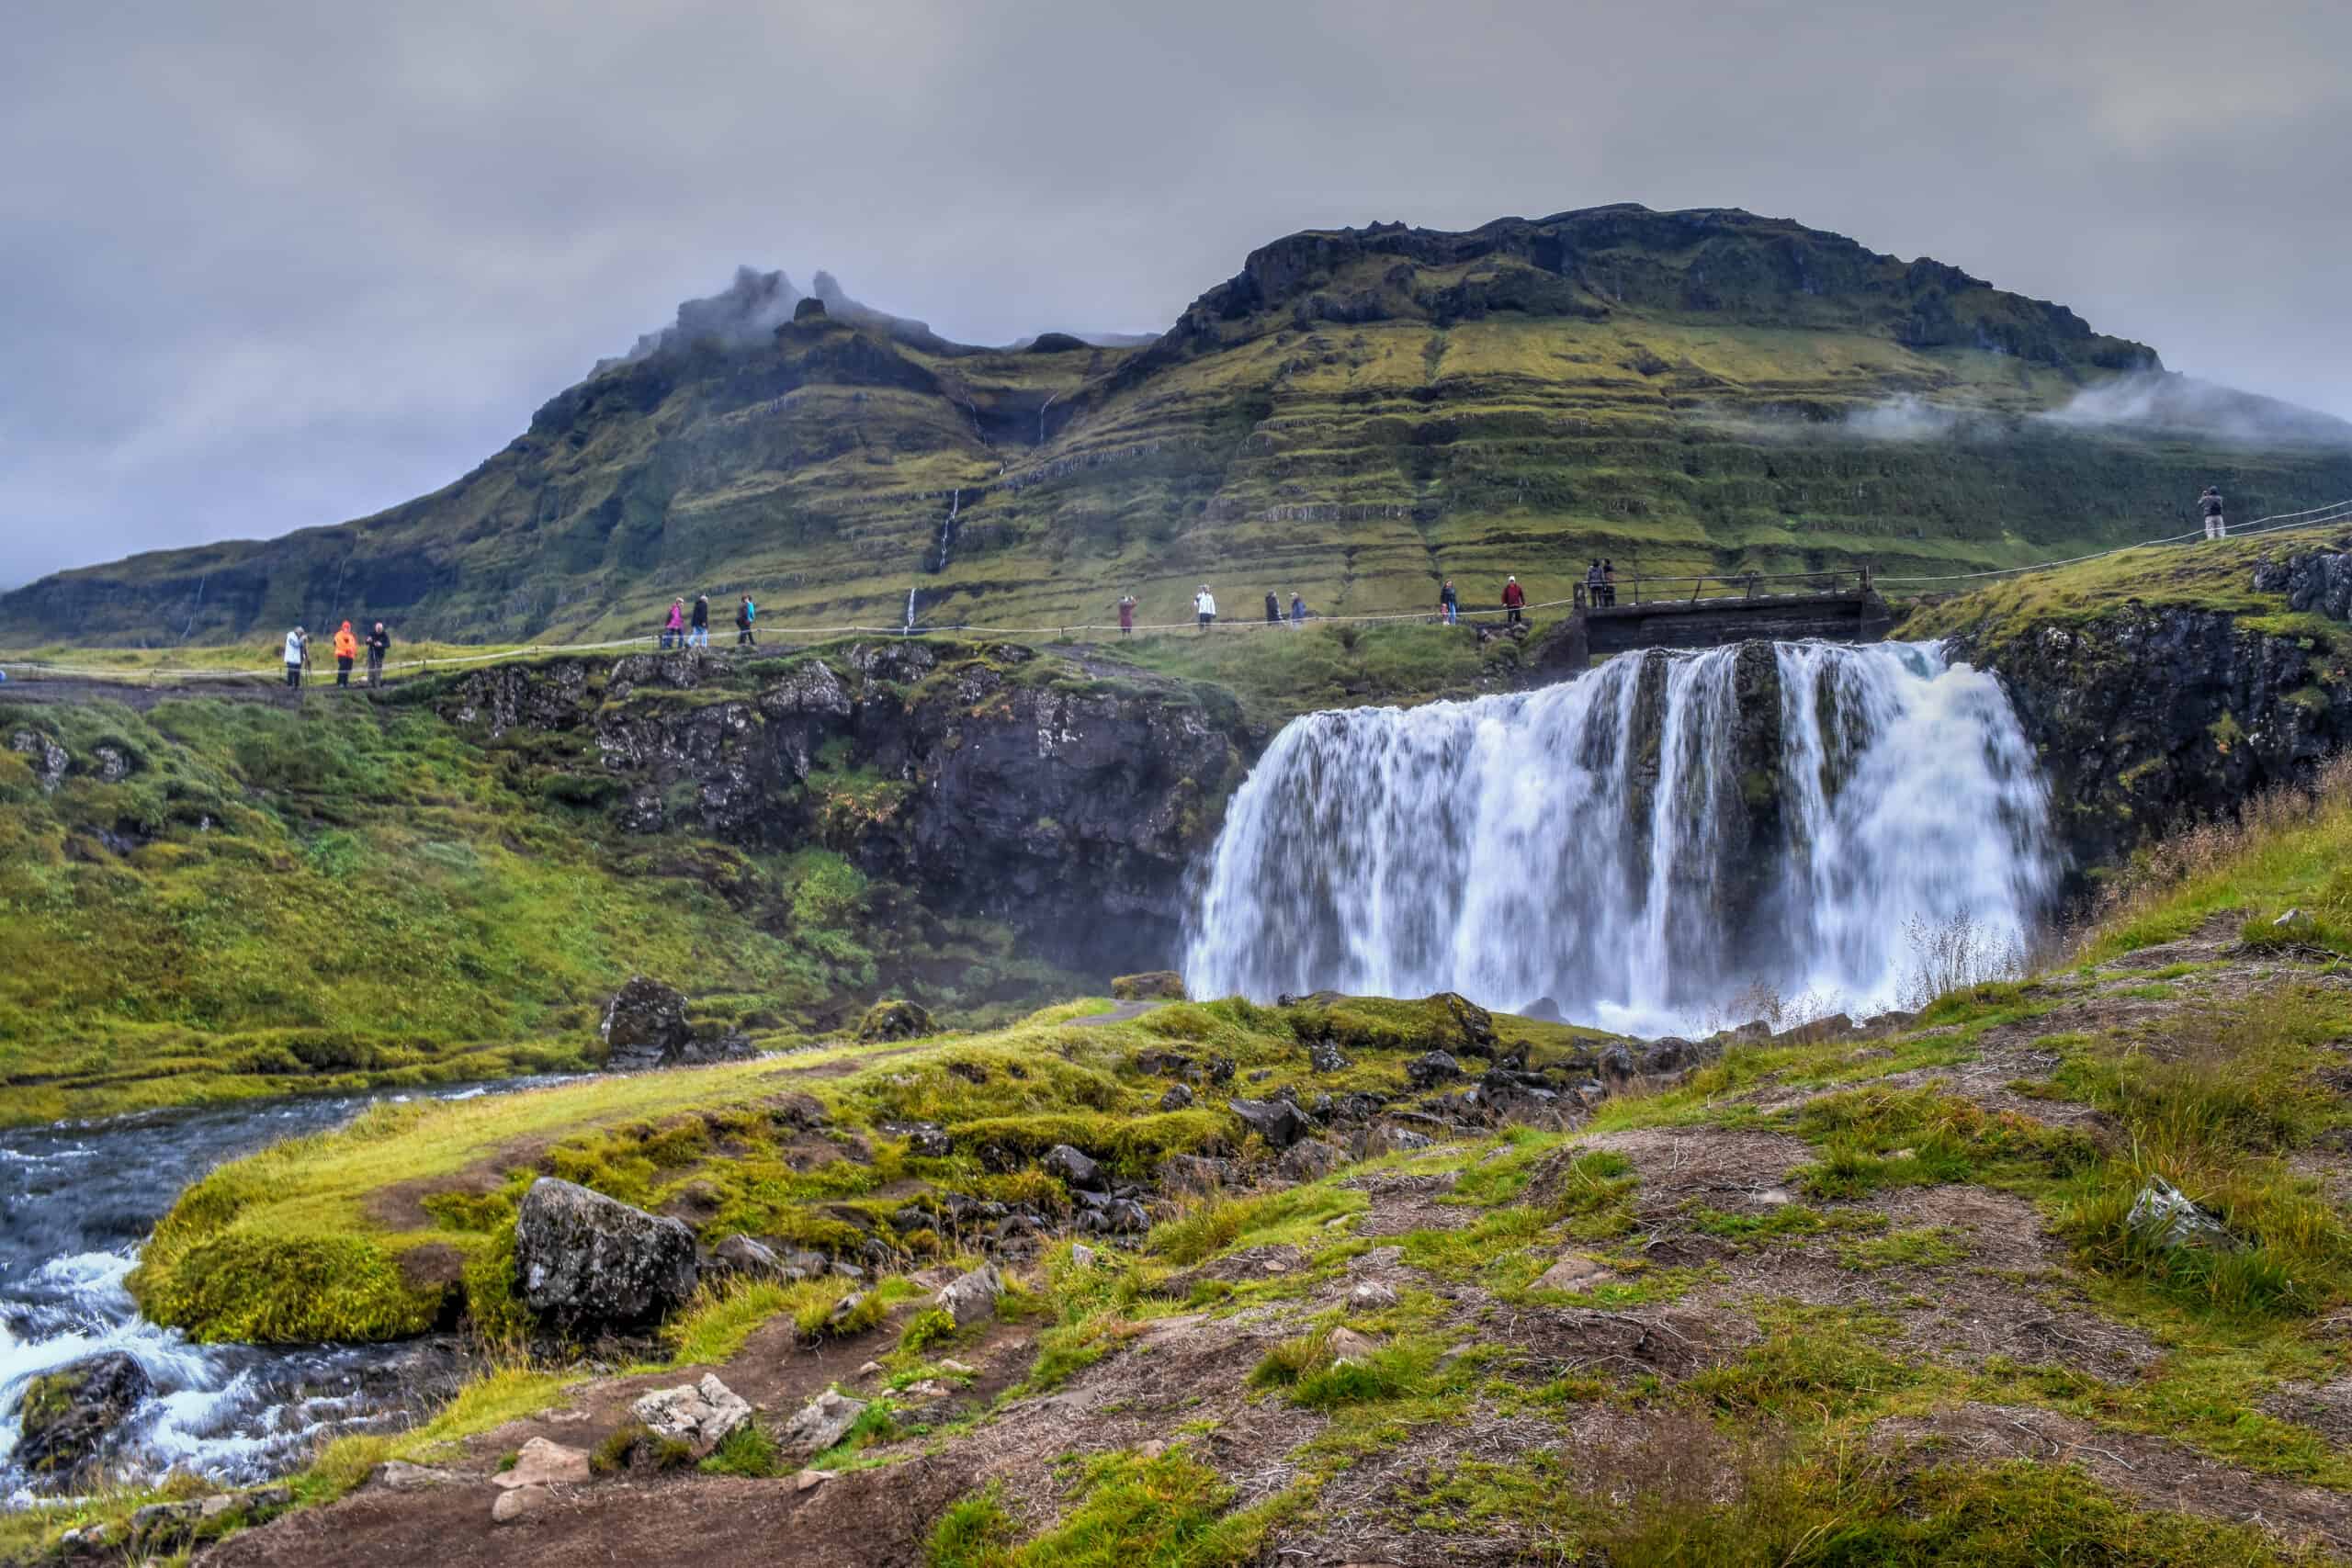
[
  {"xmin": 904, "ymin": 488, "xmax": 963, "ymax": 634},
  {"xmin": 1182, "ymin": 641, "xmax": 2054, "ymax": 1034}
]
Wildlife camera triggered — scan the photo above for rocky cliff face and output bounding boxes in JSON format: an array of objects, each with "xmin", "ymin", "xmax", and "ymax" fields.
[
  {"xmin": 1949, "ymin": 561, "xmax": 2352, "ymax": 875},
  {"xmin": 428, "ymin": 641, "xmax": 1247, "ymax": 976}
]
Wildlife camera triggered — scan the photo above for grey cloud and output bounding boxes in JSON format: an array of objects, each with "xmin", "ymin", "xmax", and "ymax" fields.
[{"xmin": 4, "ymin": 0, "xmax": 2350, "ymax": 585}]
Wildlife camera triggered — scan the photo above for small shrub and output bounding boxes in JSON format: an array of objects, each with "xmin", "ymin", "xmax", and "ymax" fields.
[
  {"xmin": 900, "ymin": 1307, "xmax": 958, "ymax": 1354},
  {"xmin": 699, "ymin": 1424, "xmax": 782, "ymax": 1478}
]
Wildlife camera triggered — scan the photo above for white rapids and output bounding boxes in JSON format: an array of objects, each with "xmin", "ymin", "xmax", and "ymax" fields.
[{"xmin": 1182, "ymin": 640, "xmax": 2055, "ymax": 1033}]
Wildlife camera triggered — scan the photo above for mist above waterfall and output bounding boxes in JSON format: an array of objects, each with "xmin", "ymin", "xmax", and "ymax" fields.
[{"xmin": 1182, "ymin": 641, "xmax": 2055, "ymax": 1035}]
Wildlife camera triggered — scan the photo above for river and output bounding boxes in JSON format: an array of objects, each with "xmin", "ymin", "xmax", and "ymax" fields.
[{"xmin": 0, "ymin": 1080, "xmax": 559, "ymax": 1503}]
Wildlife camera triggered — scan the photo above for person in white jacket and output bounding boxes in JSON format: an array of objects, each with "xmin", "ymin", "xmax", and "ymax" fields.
[
  {"xmin": 281, "ymin": 626, "xmax": 308, "ymax": 690},
  {"xmin": 1193, "ymin": 585, "xmax": 1217, "ymax": 633}
]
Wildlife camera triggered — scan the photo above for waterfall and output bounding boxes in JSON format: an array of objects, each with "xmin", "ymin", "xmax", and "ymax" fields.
[
  {"xmin": 904, "ymin": 586, "xmax": 919, "ymax": 634},
  {"xmin": 1182, "ymin": 641, "xmax": 2054, "ymax": 1034}
]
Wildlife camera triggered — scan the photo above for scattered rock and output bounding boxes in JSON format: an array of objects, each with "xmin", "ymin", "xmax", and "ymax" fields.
[
  {"xmin": 828, "ymin": 1291, "xmax": 871, "ymax": 1329},
  {"xmin": 1519, "ymin": 996, "xmax": 1566, "ymax": 1022},
  {"xmin": 129, "ymin": 1501, "xmax": 201, "ymax": 1555},
  {"xmin": 494, "ymin": 1437, "xmax": 592, "ymax": 1490},
  {"xmin": 937, "ymin": 1263, "xmax": 1004, "ymax": 1325},
  {"xmin": 1069, "ymin": 1244, "xmax": 1100, "ymax": 1269},
  {"xmin": 1229, "ymin": 1097, "xmax": 1311, "ymax": 1148},
  {"xmin": 1111, "ymin": 971, "xmax": 1186, "ymax": 1001},
  {"xmin": 1158, "ymin": 1083, "xmax": 1194, "ymax": 1112},
  {"xmin": 1326, "ymin": 1327, "xmax": 1379, "ymax": 1362},
  {"xmin": 1160, "ymin": 1153, "xmax": 1237, "ymax": 1193},
  {"xmin": 631, "ymin": 1374, "xmax": 752, "ymax": 1455},
  {"xmin": 1277, "ymin": 1140, "xmax": 1346, "ymax": 1183},
  {"xmin": 857, "ymin": 998, "xmax": 934, "ymax": 1042},
  {"xmin": 1043, "ymin": 1144, "xmax": 1107, "ymax": 1191},
  {"xmin": 777, "ymin": 1390, "xmax": 866, "ymax": 1461},
  {"xmin": 17, "ymin": 1350, "xmax": 150, "ymax": 1477},
  {"xmin": 1351, "ymin": 1124, "xmax": 1434, "ymax": 1159},
  {"xmin": 709, "ymin": 1234, "xmax": 785, "ymax": 1280},
  {"xmin": 1532, "ymin": 1253, "xmax": 1617, "ymax": 1293},
  {"xmin": 792, "ymin": 1468, "xmax": 829, "ymax": 1492},
  {"xmin": 514, "ymin": 1177, "xmax": 699, "ymax": 1331},
  {"xmin": 883, "ymin": 1119, "xmax": 952, "ymax": 1157},
  {"xmin": 856, "ymin": 1360, "xmax": 883, "ymax": 1379},
  {"xmin": 1307, "ymin": 1039, "xmax": 1352, "ymax": 1074},
  {"xmin": 492, "ymin": 1486, "xmax": 552, "ymax": 1525},
  {"xmin": 1407, "ymin": 1051, "xmax": 1464, "ymax": 1088},
  {"xmin": 938, "ymin": 1357, "xmax": 976, "ymax": 1375},
  {"xmin": 2277, "ymin": 908, "xmax": 2310, "ymax": 928},
  {"xmin": 1205, "ymin": 1055, "xmax": 1237, "ymax": 1086},
  {"xmin": 1350, "ymin": 1280, "xmax": 1398, "ymax": 1311},
  {"xmin": 2127, "ymin": 1178, "xmax": 2242, "ymax": 1251},
  {"xmin": 372, "ymin": 1460, "xmax": 462, "ymax": 1491}
]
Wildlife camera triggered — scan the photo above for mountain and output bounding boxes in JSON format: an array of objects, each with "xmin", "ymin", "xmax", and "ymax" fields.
[{"xmin": 8, "ymin": 204, "xmax": 2352, "ymax": 648}]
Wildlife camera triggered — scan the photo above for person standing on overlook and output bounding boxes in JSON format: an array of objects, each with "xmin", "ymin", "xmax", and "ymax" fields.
[
  {"xmin": 1194, "ymin": 584, "xmax": 1217, "ymax": 633},
  {"xmin": 690, "ymin": 594, "xmax": 709, "ymax": 648},
  {"xmin": 1602, "ymin": 559, "xmax": 1617, "ymax": 606},
  {"xmin": 1289, "ymin": 591, "xmax": 1306, "ymax": 626},
  {"xmin": 1501, "ymin": 574, "xmax": 1525, "ymax": 626},
  {"xmin": 366, "ymin": 622, "xmax": 390, "ymax": 686},
  {"xmin": 736, "ymin": 595, "xmax": 757, "ymax": 647},
  {"xmin": 1118, "ymin": 593, "xmax": 1136, "ymax": 636},
  {"xmin": 281, "ymin": 626, "xmax": 308, "ymax": 689},
  {"xmin": 2201, "ymin": 485, "xmax": 2227, "ymax": 541},
  {"xmin": 332, "ymin": 622, "xmax": 358, "ymax": 687},
  {"xmin": 662, "ymin": 598, "xmax": 685, "ymax": 649},
  {"xmin": 1439, "ymin": 579, "xmax": 1459, "ymax": 625},
  {"xmin": 1265, "ymin": 590, "xmax": 1281, "ymax": 626}
]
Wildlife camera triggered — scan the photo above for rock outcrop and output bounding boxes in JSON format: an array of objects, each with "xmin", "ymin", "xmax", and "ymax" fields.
[
  {"xmin": 514, "ymin": 1178, "xmax": 699, "ymax": 1332},
  {"xmin": 600, "ymin": 977, "xmax": 756, "ymax": 1070},
  {"xmin": 17, "ymin": 1351, "xmax": 150, "ymax": 1478},
  {"xmin": 1950, "ymin": 600, "xmax": 2352, "ymax": 874},
  {"xmin": 429, "ymin": 643, "xmax": 1246, "ymax": 979}
]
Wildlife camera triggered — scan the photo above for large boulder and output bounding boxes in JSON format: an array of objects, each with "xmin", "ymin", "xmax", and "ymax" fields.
[
  {"xmin": 514, "ymin": 1178, "xmax": 699, "ymax": 1332},
  {"xmin": 935, "ymin": 1263, "xmax": 1003, "ymax": 1326},
  {"xmin": 600, "ymin": 977, "xmax": 690, "ymax": 1068},
  {"xmin": 1228, "ymin": 1097, "xmax": 1311, "ymax": 1149},
  {"xmin": 777, "ymin": 1390, "xmax": 865, "ymax": 1461},
  {"xmin": 17, "ymin": 1352, "xmax": 150, "ymax": 1478},
  {"xmin": 1111, "ymin": 971, "xmax": 1186, "ymax": 1001}
]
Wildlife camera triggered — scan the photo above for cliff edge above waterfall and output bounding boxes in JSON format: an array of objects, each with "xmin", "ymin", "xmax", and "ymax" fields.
[{"xmin": 1911, "ymin": 530, "xmax": 2352, "ymax": 875}]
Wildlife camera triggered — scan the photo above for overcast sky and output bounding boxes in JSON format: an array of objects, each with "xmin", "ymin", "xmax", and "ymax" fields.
[{"xmin": 4, "ymin": 0, "xmax": 2347, "ymax": 586}]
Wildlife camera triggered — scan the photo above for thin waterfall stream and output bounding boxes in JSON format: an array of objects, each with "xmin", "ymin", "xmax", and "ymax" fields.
[{"xmin": 1182, "ymin": 641, "xmax": 2054, "ymax": 1034}]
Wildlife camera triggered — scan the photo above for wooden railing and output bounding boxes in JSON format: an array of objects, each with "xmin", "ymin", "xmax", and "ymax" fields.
[{"xmin": 1572, "ymin": 565, "xmax": 1874, "ymax": 610}]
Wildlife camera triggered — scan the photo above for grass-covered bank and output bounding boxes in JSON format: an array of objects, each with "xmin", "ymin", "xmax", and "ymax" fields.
[
  {"xmin": 129, "ymin": 993, "xmax": 1604, "ymax": 1344},
  {"xmin": 0, "ymin": 684, "xmax": 1062, "ymax": 1124}
]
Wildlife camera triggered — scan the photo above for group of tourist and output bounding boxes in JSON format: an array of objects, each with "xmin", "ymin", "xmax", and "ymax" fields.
[
  {"xmin": 660, "ymin": 594, "xmax": 759, "ymax": 649},
  {"xmin": 280, "ymin": 621, "xmax": 390, "ymax": 689}
]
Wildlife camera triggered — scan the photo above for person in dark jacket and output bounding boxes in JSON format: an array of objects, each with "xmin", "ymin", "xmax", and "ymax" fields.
[
  {"xmin": 1439, "ymin": 579, "xmax": 1459, "ymax": 625},
  {"xmin": 1265, "ymin": 590, "xmax": 1281, "ymax": 626},
  {"xmin": 690, "ymin": 594, "xmax": 710, "ymax": 648},
  {"xmin": 1501, "ymin": 575, "xmax": 1525, "ymax": 626},
  {"xmin": 736, "ymin": 596, "xmax": 756, "ymax": 646},
  {"xmin": 1289, "ymin": 592, "xmax": 1306, "ymax": 626},
  {"xmin": 1601, "ymin": 559, "xmax": 1617, "ymax": 606},
  {"xmin": 365, "ymin": 622, "xmax": 390, "ymax": 686},
  {"xmin": 1118, "ymin": 594, "xmax": 1136, "ymax": 636},
  {"xmin": 2201, "ymin": 486, "xmax": 2226, "ymax": 541}
]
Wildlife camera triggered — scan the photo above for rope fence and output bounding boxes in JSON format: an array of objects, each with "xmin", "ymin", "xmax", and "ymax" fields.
[{"xmin": 6, "ymin": 494, "xmax": 2349, "ymax": 689}]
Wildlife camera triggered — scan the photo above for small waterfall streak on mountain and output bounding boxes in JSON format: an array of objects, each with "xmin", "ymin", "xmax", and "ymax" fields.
[
  {"xmin": 904, "ymin": 586, "xmax": 919, "ymax": 633},
  {"xmin": 1182, "ymin": 642, "xmax": 2054, "ymax": 1033}
]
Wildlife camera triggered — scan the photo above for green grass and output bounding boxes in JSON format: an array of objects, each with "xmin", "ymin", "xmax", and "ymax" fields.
[{"xmin": 927, "ymin": 1447, "xmax": 1295, "ymax": 1568}]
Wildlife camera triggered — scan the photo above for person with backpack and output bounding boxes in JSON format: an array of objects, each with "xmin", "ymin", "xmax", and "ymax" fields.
[
  {"xmin": 1289, "ymin": 592, "xmax": 1306, "ymax": 627},
  {"xmin": 2200, "ymin": 485, "xmax": 2226, "ymax": 541},
  {"xmin": 281, "ymin": 626, "xmax": 308, "ymax": 689},
  {"xmin": 366, "ymin": 622, "xmax": 390, "ymax": 686},
  {"xmin": 1193, "ymin": 585, "xmax": 1217, "ymax": 633},
  {"xmin": 1439, "ymin": 579, "xmax": 1459, "ymax": 625},
  {"xmin": 736, "ymin": 595, "xmax": 757, "ymax": 646},
  {"xmin": 1502, "ymin": 575, "xmax": 1526, "ymax": 626},
  {"xmin": 331, "ymin": 622, "xmax": 359, "ymax": 687},
  {"xmin": 1118, "ymin": 594, "xmax": 1136, "ymax": 636},
  {"xmin": 690, "ymin": 594, "xmax": 710, "ymax": 648}
]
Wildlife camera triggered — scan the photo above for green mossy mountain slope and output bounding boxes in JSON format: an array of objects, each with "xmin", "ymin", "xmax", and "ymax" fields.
[{"xmin": 8, "ymin": 205, "xmax": 2348, "ymax": 649}]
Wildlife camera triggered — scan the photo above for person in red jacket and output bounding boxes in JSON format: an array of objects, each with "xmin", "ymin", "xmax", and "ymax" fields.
[{"xmin": 1501, "ymin": 575, "xmax": 1525, "ymax": 626}]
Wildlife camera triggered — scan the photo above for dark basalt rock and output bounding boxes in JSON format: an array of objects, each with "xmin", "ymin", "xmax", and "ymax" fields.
[
  {"xmin": 599, "ymin": 976, "xmax": 690, "ymax": 1068},
  {"xmin": 514, "ymin": 1177, "xmax": 698, "ymax": 1332},
  {"xmin": 857, "ymin": 998, "xmax": 935, "ymax": 1042},
  {"xmin": 17, "ymin": 1352, "xmax": 150, "ymax": 1479},
  {"xmin": 1407, "ymin": 1050, "xmax": 1464, "ymax": 1088},
  {"xmin": 1042, "ymin": 1144, "xmax": 1106, "ymax": 1191},
  {"xmin": 1227, "ymin": 1098, "xmax": 1311, "ymax": 1149}
]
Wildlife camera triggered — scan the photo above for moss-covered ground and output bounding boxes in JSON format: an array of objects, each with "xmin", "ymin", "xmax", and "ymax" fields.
[{"xmin": 58, "ymin": 766, "xmax": 2352, "ymax": 1562}]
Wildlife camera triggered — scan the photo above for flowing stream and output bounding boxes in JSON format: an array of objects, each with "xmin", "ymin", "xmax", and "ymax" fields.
[
  {"xmin": 0, "ymin": 1081, "xmax": 553, "ymax": 1503},
  {"xmin": 1182, "ymin": 641, "xmax": 2055, "ymax": 1033}
]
